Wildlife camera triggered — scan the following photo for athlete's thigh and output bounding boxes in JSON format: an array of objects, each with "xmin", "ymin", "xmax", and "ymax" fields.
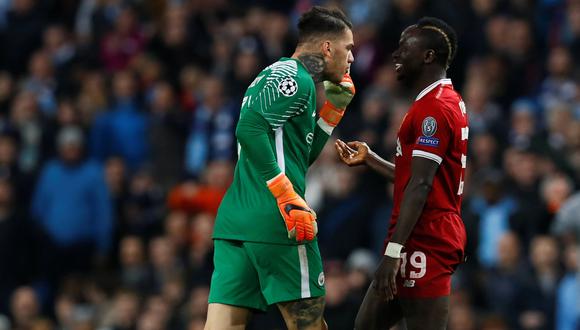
[
  {"xmin": 208, "ymin": 239, "xmax": 268, "ymax": 311},
  {"xmin": 399, "ymin": 296, "xmax": 449, "ymax": 330},
  {"xmin": 205, "ymin": 303, "xmax": 252, "ymax": 330},
  {"xmin": 354, "ymin": 281, "xmax": 403, "ymax": 330},
  {"xmin": 395, "ymin": 215, "xmax": 466, "ymax": 299},
  {"xmin": 244, "ymin": 241, "xmax": 325, "ymax": 306},
  {"xmin": 277, "ymin": 296, "xmax": 325, "ymax": 330}
]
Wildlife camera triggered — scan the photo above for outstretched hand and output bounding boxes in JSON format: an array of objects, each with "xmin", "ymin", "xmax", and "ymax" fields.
[{"xmin": 334, "ymin": 139, "xmax": 369, "ymax": 167}]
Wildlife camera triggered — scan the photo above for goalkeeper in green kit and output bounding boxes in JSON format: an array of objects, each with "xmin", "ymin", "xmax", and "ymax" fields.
[{"xmin": 205, "ymin": 6, "xmax": 356, "ymax": 330}]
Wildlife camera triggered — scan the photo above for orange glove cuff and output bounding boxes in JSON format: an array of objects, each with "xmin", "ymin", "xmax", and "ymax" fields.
[
  {"xmin": 267, "ymin": 173, "xmax": 293, "ymax": 199},
  {"xmin": 267, "ymin": 173, "xmax": 317, "ymax": 241},
  {"xmin": 319, "ymin": 100, "xmax": 345, "ymax": 127}
]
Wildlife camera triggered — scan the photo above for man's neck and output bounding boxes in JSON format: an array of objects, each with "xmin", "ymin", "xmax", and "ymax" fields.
[
  {"xmin": 292, "ymin": 51, "xmax": 325, "ymax": 83},
  {"xmin": 411, "ymin": 68, "xmax": 447, "ymax": 100}
]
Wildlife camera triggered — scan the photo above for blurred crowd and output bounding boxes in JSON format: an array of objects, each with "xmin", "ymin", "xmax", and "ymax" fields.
[{"xmin": 0, "ymin": 0, "xmax": 579, "ymax": 329}]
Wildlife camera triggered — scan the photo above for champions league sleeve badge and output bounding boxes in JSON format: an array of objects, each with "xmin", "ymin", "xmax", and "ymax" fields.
[
  {"xmin": 421, "ymin": 116, "xmax": 437, "ymax": 137},
  {"xmin": 417, "ymin": 116, "xmax": 440, "ymax": 147},
  {"xmin": 278, "ymin": 77, "xmax": 298, "ymax": 97}
]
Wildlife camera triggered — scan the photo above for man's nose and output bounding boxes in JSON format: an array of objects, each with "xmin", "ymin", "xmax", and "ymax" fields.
[{"xmin": 392, "ymin": 50, "xmax": 400, "ymax": 61}]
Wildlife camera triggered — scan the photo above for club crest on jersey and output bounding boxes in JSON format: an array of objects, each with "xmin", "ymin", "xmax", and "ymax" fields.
[
  {"xmin": 421, "ymin": 116, "xmax": 437, "ymax": 137},
  {"xmin": 278, "ymin": 77, "xmax": 298, "ymax": 97}
]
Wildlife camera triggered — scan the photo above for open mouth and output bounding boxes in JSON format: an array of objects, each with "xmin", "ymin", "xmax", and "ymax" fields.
[{"xmin": 395, "ymin": 63, "xmax": 402, "ymax": 73}]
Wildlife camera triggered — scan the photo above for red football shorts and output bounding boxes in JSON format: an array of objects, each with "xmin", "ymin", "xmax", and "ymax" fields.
[{"xmin": 384, "ymin": 213, "xmax": 466, "ymax": 298}]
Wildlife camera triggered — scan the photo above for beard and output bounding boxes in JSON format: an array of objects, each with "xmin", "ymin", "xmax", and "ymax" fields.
[{"xmin": 397, "ymin": 65, "xmax": 420, "ymax": 88}]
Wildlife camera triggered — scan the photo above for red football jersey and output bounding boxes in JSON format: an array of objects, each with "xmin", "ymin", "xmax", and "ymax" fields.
[{"xmin": 389, "ymin": 79, "xmax": 469, "ymax": 233}]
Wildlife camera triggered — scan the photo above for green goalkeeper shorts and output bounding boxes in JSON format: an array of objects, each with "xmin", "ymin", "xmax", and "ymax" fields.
[{"xmin": 208, "ymin": 239, "xmax": 326, "ymax": 311}]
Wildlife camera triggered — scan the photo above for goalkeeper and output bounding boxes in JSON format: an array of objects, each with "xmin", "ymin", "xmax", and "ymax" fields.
[{"xmin": 205, "ymin": 6, "xmax": 355, "ymax": 330}]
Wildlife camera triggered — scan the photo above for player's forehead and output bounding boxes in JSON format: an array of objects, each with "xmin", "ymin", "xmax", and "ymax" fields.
[
  {"xmin": 344, "ymin": 28, "xmax": 354, "ymax": 44},
  {"xmin": 399, "ymin": 25, "xmax": 422, "ymax": 47},
  {"xmin": 334, "ymin": 27, "xmax": 354, "ymax": 47}
]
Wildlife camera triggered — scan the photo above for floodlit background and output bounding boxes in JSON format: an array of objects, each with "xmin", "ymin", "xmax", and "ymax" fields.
[{"xmin": 0, "ymin": 0, "xmax": 579, "ymax": 329}]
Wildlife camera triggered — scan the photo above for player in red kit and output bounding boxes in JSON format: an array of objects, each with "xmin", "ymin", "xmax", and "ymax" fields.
[{"xmin": 335, "ymin": 17, "xmax": 467, "ymax": 329}]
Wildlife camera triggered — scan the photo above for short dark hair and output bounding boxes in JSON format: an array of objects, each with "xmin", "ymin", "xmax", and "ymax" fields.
[
  {"xmin": 417, "ymin": 17, "xmax": 458, "ymax": 69},
  {"xmin": 297, "ymin": 6, "xmax": 352, "ymax": 45}
]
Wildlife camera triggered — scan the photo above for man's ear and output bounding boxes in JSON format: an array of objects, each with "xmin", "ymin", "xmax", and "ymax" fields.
[
  {"xmin": 321, "ymin": 40, "xmax": 332, "ymax": 58},
  {"xmin": 424, "ymin": 49, "xmax": 435, "ymax": 64}
]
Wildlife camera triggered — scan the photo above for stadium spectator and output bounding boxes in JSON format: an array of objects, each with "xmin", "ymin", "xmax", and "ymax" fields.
[
  {"xmin": 482, "ymin": 232, "xmax": 529, "ymax": 328},
  {"xmin": 448, "ymin": 303, "xmax": 477, "ymax": 330},
  {"xmin": 76, "ymin": 71, "xmax": 108, "ymax": 125},
  {"xmin": 100, "ymin": 288, "xmax": 140, "ymax": 330},
  {"xmin": 147, "ymin": 4, "xmax": 197, "ymax": 86},
  {"xmin": 31, "ymin": 126, "xmax": 113, "ymax": 276},
  {"xmin": 121, "ymin": 168, "xmax": 165, "ymax": 238},
  {"xmin": 0, "ymin": 131, "xmax": 35, "ymax": 213},
  {"xmin": 22, "ymin": 50, "xmax": 58, "ymax": 116},
  {"xmin": 147, "ymin": 81, "xmax": 188, "ymax": 190},
  {"xmin": 463, "ymin": 74, "xmax": 504, "ymax": 139},
  {"xmin": 189, "ymin": 213, "xmax": 214, "ymax": 285},
  {"xmin": 147, "ymin": 236, "xmax": 184, "ymax": 294},
  {"xmin": 518, "ymin": 235, "xmax": 561, "ymax": 330},
  {"xmin": 0, "ymin": 180, "xmax": 44, "ymax": 314},
  {"xmin": 555, "ymin": 244, "xmax": 579, "ymax": 330},
  {"xmin": 90, "ymin": 70, "xmax": 149, "ymax": 171},
  {"xmin": 10, "ymin": 91, "xmax": 45, "ymax": 174},
  {"xmin": 104, "ymin": 156, "xmax": 128, "ymax": 224},
  {"xmin": 468, "ymin": 171, "xmax": 517, "ymax": 268},
  {"xmin": 118, "ymin": 235, "xmax": 149, "ymax": 292},
  {"xmin": 1, "ymin": 0, "xmax": 45, "ymax": 76},
  {"xmin": 10, "ymin": 286, "xmax": 40, "ymax": 330},
  {"xmin": 164, "ymin": 211, "xmax": 190, "ymax": 259},
  {"xmin": 323, "ymin": 262, "xmax": 360, "ymax": 330},
  {"xmin": 539, "ymin": 46, "xmax": 577, "ymax": 109},
  {"xmin": 184, "ymin": 76, "xmax": 237, "ymax": 178},
  {"xmin": 100, "ymin": 5, "xmax": 145, "ymax": 73}
]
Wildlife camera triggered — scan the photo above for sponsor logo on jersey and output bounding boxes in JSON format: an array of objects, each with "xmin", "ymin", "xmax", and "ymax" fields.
[
  {"xmin": 318, "ymin": 272, "xmax": 325, "ymax": 286},
  {"xmin": 396, "ymin": 138, "xmax": 402, "ymax": 157},
  {"xmin": 417, "ymin": 136, "xmax": 439, "ymax": 147},
  {"xmin": 421, "ymin": 116, "xmax": 437, "ymax": 137},
  {"xmin": 306, "ymin": 132, "xmax": 314, "ymax": 145},
  {"xmin": 278, "ymin": 77, "xmax": 298, "ymax": 97},
  {"xmin": 403, "ymin": 280, "xmax": 415, "ymax": 288}
]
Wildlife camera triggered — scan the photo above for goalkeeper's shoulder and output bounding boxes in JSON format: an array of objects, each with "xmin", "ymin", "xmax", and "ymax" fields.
[
  {"xmin": 294, "ymin": 64, "xmax": 316, "ymax": 88},
  {"xmin": 281, "ymin": 70, "xmax": 315, "ymax": 107}
]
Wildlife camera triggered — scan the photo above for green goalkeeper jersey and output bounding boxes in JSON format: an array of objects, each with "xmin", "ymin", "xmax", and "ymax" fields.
[{"xmin": 213, "ymin": 57, "xmax": 331, "ymax": 245}]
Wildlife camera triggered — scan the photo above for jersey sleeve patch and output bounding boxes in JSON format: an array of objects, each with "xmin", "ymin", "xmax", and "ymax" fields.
[
  {"xmin": 253, "ymin": 74, "xmax": 309, "ymax": 131},
  {"xmin": 417, "ymin": 136, "xmax": 439, "ymax": 147},
  {"xmin": 421, "ymin": 116, "xmax": 437, "ymax": 136},
  {"xmin": 416, "ymin": 116, "xmax": 439, "ymax": 147},
  {"xmin": 278, "ymin": 77, "xmax": 298, "ymax": 97}
]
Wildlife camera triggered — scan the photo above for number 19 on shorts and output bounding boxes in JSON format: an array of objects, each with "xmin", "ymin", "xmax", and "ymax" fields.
[{"xmin": 400, "ymin": 251, "xmax": 427, "ymax": 279}]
